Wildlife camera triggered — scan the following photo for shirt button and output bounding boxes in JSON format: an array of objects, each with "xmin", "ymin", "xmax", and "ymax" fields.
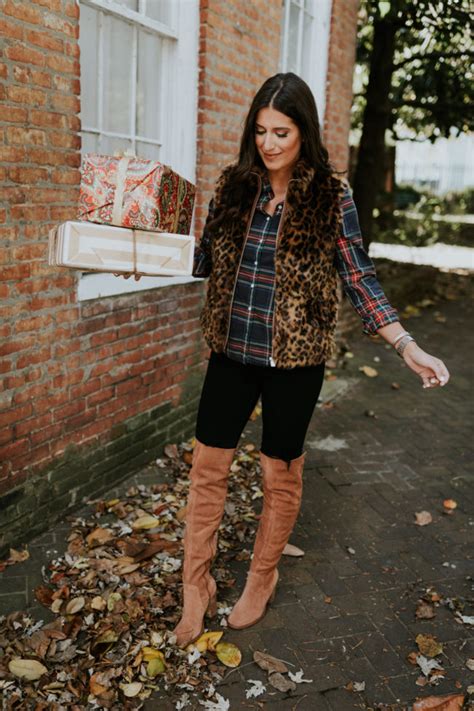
[
  {"xmin": 266, "ymin": 216, "xmax": 270, "ymax": 221},
  {"xmin": 248, "ymin": 306, "xmax": 251, "ymax": 311},
  {"xmin": 254, "ymin": 260, "xmax": 258, "ymax": 266},
  {"xmin": 250, "ymin": 284, "xmax": 254, "ymax": 288}
]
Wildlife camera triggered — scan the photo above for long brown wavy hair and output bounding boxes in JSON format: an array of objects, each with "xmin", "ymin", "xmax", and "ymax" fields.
[{"xmin": 208, "ymin": 72, "xmax": 338, "ymax": 229}]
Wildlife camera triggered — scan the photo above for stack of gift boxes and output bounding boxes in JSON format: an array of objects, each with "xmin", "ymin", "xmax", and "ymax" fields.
[{"xmin": 48, "ymin": 153, "xmax": 196, "ymax": 277}]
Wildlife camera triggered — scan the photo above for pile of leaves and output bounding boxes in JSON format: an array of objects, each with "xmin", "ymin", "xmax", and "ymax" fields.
[{"xmin": 0, "ymin": 439, "xmax": 271, "ymax": 709}]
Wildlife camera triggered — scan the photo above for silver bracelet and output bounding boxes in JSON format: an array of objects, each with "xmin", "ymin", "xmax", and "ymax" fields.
[
  {"xmin": 396, "ymin": 335, "xmax": 416, "ymax": 358},
  {"xmin": 392, "ymin": 331, "xmax": 410, "ymax": 347}
]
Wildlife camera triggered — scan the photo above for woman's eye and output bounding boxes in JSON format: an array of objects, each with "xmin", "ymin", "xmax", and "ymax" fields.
[{"xmin": 255, "ymin": 130, "xmax": 288, "ymax": 138}]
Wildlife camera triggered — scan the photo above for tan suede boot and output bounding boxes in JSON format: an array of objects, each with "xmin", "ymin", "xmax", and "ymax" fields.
[
  {"xmin": 173, "ymin": 439, "xmax": 235, "ymax": 647},
  {"xmin": 227, "ymin": 450, "xmax": 305, "ymax": 630}
]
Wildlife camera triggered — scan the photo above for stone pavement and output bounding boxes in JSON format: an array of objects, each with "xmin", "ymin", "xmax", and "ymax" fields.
[{"xmin": 1, "ymin": 295, "xmax": 473, "ymax": 710}]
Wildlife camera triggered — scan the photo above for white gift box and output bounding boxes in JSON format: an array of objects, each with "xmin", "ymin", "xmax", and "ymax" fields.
[{"xmin": 48, "ymin": 221, "xmax": 195, "ymax": 277}]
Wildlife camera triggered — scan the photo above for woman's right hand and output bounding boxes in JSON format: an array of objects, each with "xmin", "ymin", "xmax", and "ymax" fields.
[{"xmin": 114, "ymin": 272, "xmax": 142, "ymax": 281}]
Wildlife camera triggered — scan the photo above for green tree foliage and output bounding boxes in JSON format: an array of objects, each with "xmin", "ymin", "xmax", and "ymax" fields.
[{"xmin": 352, "ymin": 0, "xmax": 472, "ymax": 246}]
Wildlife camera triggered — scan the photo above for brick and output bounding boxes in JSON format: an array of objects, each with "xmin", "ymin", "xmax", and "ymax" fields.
[
  {"xmin": 16, "ymin": 347, "xmax": 51, "ymax": 370},
  {"xmin": 15, "ymin": 413, "xmax": 52, "ymax": 438},
  {"xmin": 45, "ymin": 53, "xmax": 77, "ymax": 74},
  {"xmin": 50, "ymin": 93, "xmax": 80, "ymax": 113},
  {"xmin": 53, "ymin": 400, "xmax": 84, "ymax": 423},
  {"xmin": 5, "ymin": 126, "xmax": 47, "ymax": 146},
  {"xmin": 5, "ymin": 43, "xmax": 46, "ymax": 66},
  {"xmin": 0, "ymin": 403, "xmax": 33, "ymax": 428},
  {"xmin": 0, "ymin": 145, "xmax": 27, "ymax": 161},
  {"xmin": 29, "ymin": 110, "xmax": 68, "ymax": 130},
  {"xmin": 8, "ymin": 167, "xmax": 49, "ymax": 184},
  {"xmin": 6, "ymin": 84, "xmax": 47, "ymax": 107},
  {"xmin": 2, "ymin": 0, "xmax": 43, "ymax": 24},
  {"xmin": 0, "ymin": 16, "xmax": 24, "ymax": 40},
  {"xmin": 30, "ymin": 68, "xmax": 52, "ymax": 88},
  {"xmin": 25, "ymin": 28, "xmax": 64, "ymax": 53}
]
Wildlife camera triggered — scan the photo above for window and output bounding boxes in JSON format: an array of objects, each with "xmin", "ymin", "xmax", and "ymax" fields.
[
  {"xmin": 279, "ymin": 0, "xmax": 332, "ymax": 124},
  {"xmin": 77, "ymin": 0, "xmax": 199, "ymax": 300}
]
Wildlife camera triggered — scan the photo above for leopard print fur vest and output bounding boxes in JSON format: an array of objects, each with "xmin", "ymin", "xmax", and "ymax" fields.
[{"xmin": 199, "ymin": 157, "xmax": 346, "ymax": 369}]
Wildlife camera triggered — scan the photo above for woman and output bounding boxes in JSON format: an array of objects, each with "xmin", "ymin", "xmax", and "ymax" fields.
[{"xmin": 123, "ymin": 73, "xmax": 450, "ymax": 647}]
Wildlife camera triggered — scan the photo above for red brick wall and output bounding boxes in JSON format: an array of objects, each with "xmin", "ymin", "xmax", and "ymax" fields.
[
  {"xmin": 323, "ymin": 0, "xmax": 359, "ymax": 173},
  {"xmin": 0, "ymin": 0, "xmax": 206, "ymax": 537},
  {"xmin": 1, "ymin": 0, "xmax": 82, "ymax": 481}
]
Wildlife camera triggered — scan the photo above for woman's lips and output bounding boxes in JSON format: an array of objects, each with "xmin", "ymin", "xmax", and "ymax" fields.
[{"xmin": 263, "ymin": 153, "xmax": 280, "ymax": 160}]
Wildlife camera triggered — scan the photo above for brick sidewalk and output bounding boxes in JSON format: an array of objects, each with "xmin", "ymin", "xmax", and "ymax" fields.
[{"xmin": 1, "ymin": 295, "xmax": 472, "ymax": 710}]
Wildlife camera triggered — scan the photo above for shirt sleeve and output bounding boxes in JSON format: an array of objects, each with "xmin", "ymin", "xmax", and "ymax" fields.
[
  {"xmin": 334, "ymin": 181, "xmax": 399, "ymax": 335},
  {"xmin": 192, "ymin": 197, "xmax": 215, "ymax": 278}
]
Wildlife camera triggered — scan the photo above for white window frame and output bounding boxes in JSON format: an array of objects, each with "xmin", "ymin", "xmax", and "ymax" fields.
[
  {"xmin": 279, "ymin": 0, "xmax": 332, "ymax": 125},
  {"xmin": 77, "ymin": 0, "xmax": 199, "ymax": 301}
]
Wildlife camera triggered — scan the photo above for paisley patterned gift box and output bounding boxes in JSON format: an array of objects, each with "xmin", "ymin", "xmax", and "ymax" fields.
[{"xmin": 77, "ymin": 153, "xmax": 195, "ymax": 235}]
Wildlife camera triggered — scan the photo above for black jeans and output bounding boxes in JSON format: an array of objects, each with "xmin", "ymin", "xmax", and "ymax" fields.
[{"xmin": 195, "ymin": 351, "xmax": 326, "ymax": 462}]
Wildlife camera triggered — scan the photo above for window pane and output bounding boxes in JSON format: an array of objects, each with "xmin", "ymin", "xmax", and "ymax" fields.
[
  {"xmin": 136, "ymin": 141, "xmax": 161, "ymax": 161},
  {"xmin": 102, "ymin": 14, "xmax": 133, "ymax": 135},
  {"xmin": 114, "ymin": 0, "xmax": 138, "ymax": 10},
  {"xmin": 137, "ymin": 30, "xmax": 163, "ymax": 140},
  {"xmin": 79, "ymin": 4, "xmax": 99, "ymax": 127},
  {"xmin": 301, "ymin": 13, "xmax": 313, "ymax": 83},
  {"xmin": 145, "ymin": 0, "xmax": 174, "ymax": 25},
  {"xmin": 101, "ymin": 135, "xmax": 134, "ymax": 155},
  {"xmin": 287, "ymin": 2, "xmax": 300, "ymax": 73},
  {"xmin": 82, "ymin": 132, "xmax": 99, "ymax": 153}
]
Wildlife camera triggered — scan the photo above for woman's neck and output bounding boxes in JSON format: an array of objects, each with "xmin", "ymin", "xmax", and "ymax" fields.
[{"xmin": 267, "ymin": 168, "xmax": 291, "ymax": 196}]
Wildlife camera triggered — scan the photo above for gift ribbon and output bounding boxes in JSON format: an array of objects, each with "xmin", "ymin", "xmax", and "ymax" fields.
[{"xmin": 112, "ymin": 155, "xmax": 132, "ymax": 226}]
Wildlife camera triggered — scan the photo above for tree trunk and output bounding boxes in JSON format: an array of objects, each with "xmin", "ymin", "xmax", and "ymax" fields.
[{"xmin": 352, "ymin": 18, "xmax": 397, "ymax": 249}]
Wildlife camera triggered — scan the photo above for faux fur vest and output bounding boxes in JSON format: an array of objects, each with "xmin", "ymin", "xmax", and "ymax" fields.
[{"xmin": 200, "ymin": 158, "xmax": 346, "ymax": 368}]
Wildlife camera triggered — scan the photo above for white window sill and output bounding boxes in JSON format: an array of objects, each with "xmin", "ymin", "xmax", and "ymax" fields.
[{"xmin": 77, "ymin": 272, "xmax": 203, "ymax": 301}]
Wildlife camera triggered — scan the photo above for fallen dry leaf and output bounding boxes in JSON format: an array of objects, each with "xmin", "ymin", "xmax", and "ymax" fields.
[
  {"xmin": 253, "ymin": 650, "xmax": 288, "ymax": 674},
  {"xmin": 65, "ymin": 596, "xmax": 85, "ymax": 615},
  {"xmin": 131, "ymin": 514, "xmax": 160, "ymax": 530},
  {"xmin": 147, "ymin": 656, "xmax": 166, "ymax": 677},
  {"xmin": 416, "ymin": 634, "xmax": 443, "ymax": 658},
  {"xmin": 8, "ymin": 658, "xmax": 48, "ymax": 681},
  {"xmin": 442, "ymin": 499, "xmax": 457, "ymax": 513},
  {"xmin": 120, "ymin": 681, "xmax": 143, "ymax": 698},
  {"xmin": 268, "ymin": 672, "xmax": 296, "ymax": 692},
  {"xmin": 359, "ymin": 365, "xmax": 378, "ymax": 377},
  {"xmin": 86, "ymin": 527, "xmax": 115, "ymax": 548},
  {"xmin": 8, "ymin": 548, "xmax": 30, "ymax": 564},
  {"xmin": 414, "ymin": 511, "xmax": 433, "ymax": 526},
  {"xmin": 416, "ymin": 601, "xmax": 436, "ymax": 619},
  {"xmin": 215, "ymin": 642, "xmax": 242, "ymax": 668},
  {"xmin": 282, "ymin": 543, "xmax": 304, "ymax": 557},
  {"xmin": 192, "ymin": 630, "xmax": 224, "ymax": 653},
  {"xmin": 412, "ymin": 693, "xmax": 465, "ymax": 710},
  {"xmin": 164, "ymin": 443, "xmax": 179, "ymax": 458},
  {"xmin": 249, "ymin": 404, "xmax": 262, "ymax": 421}
]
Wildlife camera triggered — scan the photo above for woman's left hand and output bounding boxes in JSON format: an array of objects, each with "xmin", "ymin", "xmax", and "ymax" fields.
[{"xmin": 401, "ymin": 341, "xmax": 450, "ymax": 389}]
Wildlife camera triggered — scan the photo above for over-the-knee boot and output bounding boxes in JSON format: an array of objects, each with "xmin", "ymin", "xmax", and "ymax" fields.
[
  {"xmin": 173, "ymin": 439, "xmax": 235, "ymax": 647},
  {"xmin": 227, "ymin": 450, "xmax": 305, "ymax": 629}
]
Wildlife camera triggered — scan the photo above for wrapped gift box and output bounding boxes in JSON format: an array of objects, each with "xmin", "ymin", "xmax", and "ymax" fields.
[
  {"xmin": 77, "ymin": 153, "xmax": 195, "ymax": 235},
  {"xmin": 49, "ymin": 221, "xmax": 194, "ymax": 277}
]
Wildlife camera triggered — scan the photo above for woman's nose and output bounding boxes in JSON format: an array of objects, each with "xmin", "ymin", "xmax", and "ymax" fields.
[{"xmin": 263, "ymin": 134, "xmax": 274, "ymax": 150}]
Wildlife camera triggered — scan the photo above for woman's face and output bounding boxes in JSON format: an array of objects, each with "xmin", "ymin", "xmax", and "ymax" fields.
[{"xmin": 255, "ymin": 106, "xmax": 302, "ymax": 174}]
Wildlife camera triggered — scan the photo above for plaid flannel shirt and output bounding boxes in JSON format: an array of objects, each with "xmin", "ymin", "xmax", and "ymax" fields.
[{"xmin": 193, "ymin": 175, "xmax": 399, "ymax": 367}]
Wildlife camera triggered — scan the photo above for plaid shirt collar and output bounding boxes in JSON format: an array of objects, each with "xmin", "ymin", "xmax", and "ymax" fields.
[{"xmin": 256, "ymin": 174, "xmax": 275, "ymax": 211}]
